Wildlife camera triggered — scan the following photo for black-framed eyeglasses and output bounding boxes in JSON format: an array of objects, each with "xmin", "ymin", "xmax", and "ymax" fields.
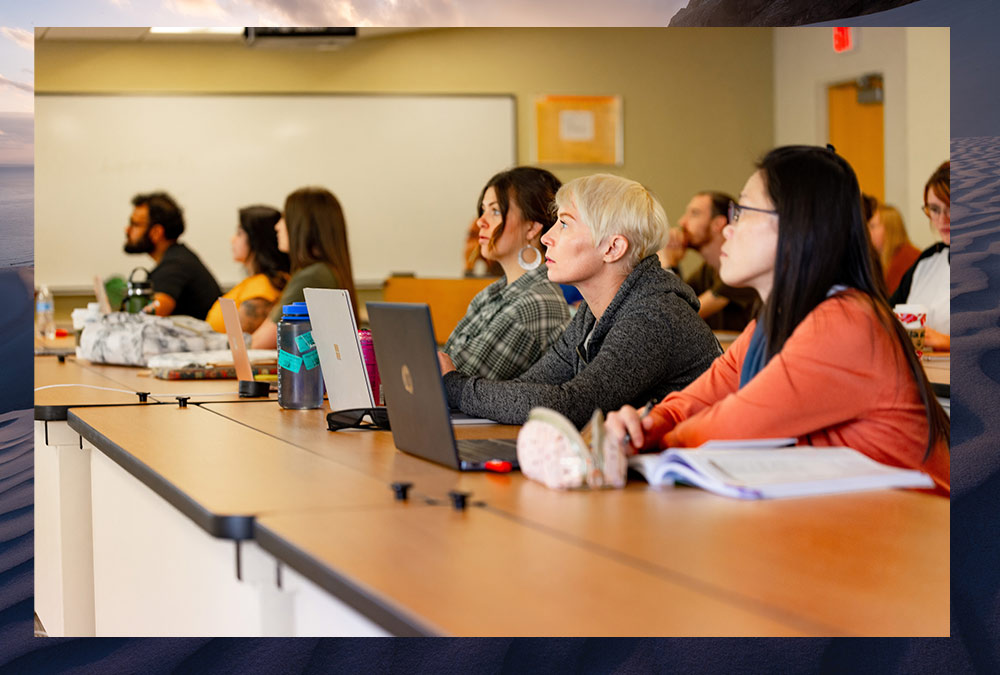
[
  {"xmin": 728, "ymin": 200, "xmax": 778, "ymax": 224},
  {"xmin": 327, "ymin": 407, "xmax": 391, "ymax": 432},
  {"xmin": 921, "ymin": 204, "xmax": 950, "ymax": 221}
]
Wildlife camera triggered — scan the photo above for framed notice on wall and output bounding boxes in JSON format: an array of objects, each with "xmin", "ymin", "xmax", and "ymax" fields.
[{"xmin": 534, "ymin": 95, "xmax": 623, "ymax": 165}]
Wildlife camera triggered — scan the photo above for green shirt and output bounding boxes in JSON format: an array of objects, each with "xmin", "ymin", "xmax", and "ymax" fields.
[{"xmin": 268, "ymin": 262, "xmax": 341, "ymax": 323}]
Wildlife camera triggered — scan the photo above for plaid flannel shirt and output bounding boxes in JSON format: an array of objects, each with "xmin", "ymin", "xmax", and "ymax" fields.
[{"xmin": 443, "ymin": 265, "xmax": 571, "ymax": 381}]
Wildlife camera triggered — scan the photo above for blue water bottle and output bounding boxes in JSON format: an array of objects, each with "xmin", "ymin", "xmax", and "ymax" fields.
[{"xmin": 277, "ymin": 302, "xmax": 324, "ymax": 409}]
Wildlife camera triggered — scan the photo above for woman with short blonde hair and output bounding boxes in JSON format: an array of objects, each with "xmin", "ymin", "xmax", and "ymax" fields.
[
  {"xmin": 439, "ymin": 173, "xmax": 720, "ymax": 428},
  {"xmin": 554, "ymin": 173, "xmax": 669, "ymax": 271}
]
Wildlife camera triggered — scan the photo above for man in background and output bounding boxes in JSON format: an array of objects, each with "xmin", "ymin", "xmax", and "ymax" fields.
[
  {"xmin": 658, "ymin": 190, "xmax": 758, "ymax": 332},
  {"xmin": 124, "ymin": 191, "xmax": 221, "ymax": 319}
]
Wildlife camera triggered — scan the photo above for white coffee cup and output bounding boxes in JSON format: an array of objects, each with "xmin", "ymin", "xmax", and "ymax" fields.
[{"xmin": 893, "ymin": 304, "xmax": 927, "ymax": 352}]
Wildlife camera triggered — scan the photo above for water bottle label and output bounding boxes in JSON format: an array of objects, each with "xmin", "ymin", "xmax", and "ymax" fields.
[
  {"xmin": 302, "ymin": 349, "xmax": 319, "ymax": 370},
  {"xmin": 295, "ymin": 331, "xmax": 315, "ymax": 352},
  {"xmin": 302, "ymin": 349, "xmax": 320, "ymax": 370},
  {"xmin": 278, "ymin": 349, "xmax": 303, "ymax": 373},
  {"xmin": 37, "ymin": 301, "xmax": 54, "ymax": 312}
]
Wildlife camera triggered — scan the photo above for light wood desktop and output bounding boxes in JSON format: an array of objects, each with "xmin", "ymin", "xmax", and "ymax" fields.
[
  {"xmin": 43, "ymin": 358, "xmax": 950, "ymax": 637},
  {"xmin": 35, "ymin": 356, "xmax": 147, "ymax": 420},
  {"xmin": 204, "ymin": 400, "xmax": 949, "ymax": 637}
]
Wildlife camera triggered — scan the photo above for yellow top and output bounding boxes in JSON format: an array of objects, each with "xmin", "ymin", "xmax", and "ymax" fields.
[{"xmin": 205, "ymin": 274, "xmax": 283, "ymax": 333}]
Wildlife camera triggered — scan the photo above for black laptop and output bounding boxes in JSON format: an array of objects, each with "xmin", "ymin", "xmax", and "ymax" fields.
[{"xmin": 366, "ymin": 302, "xmax": 519, "ymax": 471}]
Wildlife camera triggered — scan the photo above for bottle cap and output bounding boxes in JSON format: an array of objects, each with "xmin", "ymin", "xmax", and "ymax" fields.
[{"xmin": 281, "ymin": 302, "xmax": 310, "ymax": 320}]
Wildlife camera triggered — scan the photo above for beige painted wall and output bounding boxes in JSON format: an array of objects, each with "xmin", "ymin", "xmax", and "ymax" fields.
[
  {"xmin": 36, "ymin": 28, "xmax": 775, "ymax": 280},
  {"xmin": 773, "ymin": 27, "xmax": 949, "ymax": 250}
]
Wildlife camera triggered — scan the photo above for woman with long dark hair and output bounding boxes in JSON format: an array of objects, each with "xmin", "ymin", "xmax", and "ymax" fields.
[
  {"xmin": 440, "ymin": 167, "xmax": 571, "ymax": 380},
  {"xmin": 606, "ymin": 146, "xmax": 949, "ymax": 495},
  {"xmin": 205, "ymin": 205, "xmax": 289, "ymax": 334},
  {"xmin": 250, "ymin": 187, "xmax": 357, "ymax": 348}
]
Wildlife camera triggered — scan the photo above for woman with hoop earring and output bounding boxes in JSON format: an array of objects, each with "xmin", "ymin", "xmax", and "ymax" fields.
[
  {"xmin": 440, "ymin": 167, "xmax": 571, "ymax": 380},
  {"xmin": 439, "ymin": 173, "xmax": 721, "ymax": 429}
]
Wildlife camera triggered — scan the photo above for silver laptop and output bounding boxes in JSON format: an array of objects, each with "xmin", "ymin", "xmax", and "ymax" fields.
[
  {"xmin": 303, "ymin": 288, "xmax": 376, "ymax": 410},
  {"xmin": 366, "ymin": 302, "xmax": 519, "ymax": 472}
]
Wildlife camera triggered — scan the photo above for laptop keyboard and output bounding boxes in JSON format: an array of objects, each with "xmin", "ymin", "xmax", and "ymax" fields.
[{"xmin": 455, "ymin": 438, "xmax": 518, "ymax": 463}]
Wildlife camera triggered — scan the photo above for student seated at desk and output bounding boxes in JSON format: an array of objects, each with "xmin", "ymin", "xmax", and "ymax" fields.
[
  {"xmin": 890, "ymin": 161, "xmax": 950, "ymax": 352},
  {"xmin": 606, "ymin": 146, "xmax": 950, "ymax": 495},
  {"xmin": 124, "ymin": 191, "xmax": 222, "ymax": 319},
  {"xmin": 868, "ymin": 203, "xmax": 920, "ymax": 297},
  {"xmin": 205, "ymin": 205, "xmax": 290, "ymax": 335},
  {"xmin": 438, "ymin": 173, "xmax": 721, "ymax": 428},
  {"xmin": 251, "ymin": 187, "xmax": 357, "ymax": 348},
  {"xmin": 442, "ymin": 167, "xmax": 571, "ymax": 380}
]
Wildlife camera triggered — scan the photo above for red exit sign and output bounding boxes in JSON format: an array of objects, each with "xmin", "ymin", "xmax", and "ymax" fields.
[
  {"xmin": 833, "ymin": 26, "xmax": 854, "ymax": 54},
  {"xmin": 833, "ymin": 27, "xmax": 854, "ymax": 53}
]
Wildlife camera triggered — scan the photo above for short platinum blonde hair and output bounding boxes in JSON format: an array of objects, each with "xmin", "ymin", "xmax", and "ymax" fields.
[{"xmin": 554, "ymin": 173, "xmax": 668, "ymax": 270}]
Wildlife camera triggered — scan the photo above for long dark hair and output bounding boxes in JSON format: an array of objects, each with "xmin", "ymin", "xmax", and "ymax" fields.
[
  {"xmin": 758, "ymin": 145, "xmax": 948, "ymax": 460},
  {"xmin": 239, "ymin": 205, "xmax": 289, "ymax": 292},
  {"xmin": 478, "ymin": 167, "xmax": 562, "ymax": 254},
  {"xmin": 283, "ymin": 187, "xmax": 358, "ymax": 320}
]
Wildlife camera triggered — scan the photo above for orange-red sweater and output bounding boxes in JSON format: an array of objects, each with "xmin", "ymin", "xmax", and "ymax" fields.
[{"xmin": 646, "ymin": 290, "xmax": 950, "ymax": 495}]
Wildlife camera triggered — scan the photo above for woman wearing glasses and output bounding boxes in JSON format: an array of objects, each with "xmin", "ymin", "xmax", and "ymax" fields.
[
  {"xmin": 606, "ymin": 146, "xmax": 949, "ymax": 495},
  {"xmin": 889, "ymin": 161, "xmax": 950, "ymax": 351},
  {"xmin": 439, "ymin": 173, "xmax": 721, "ymax": 428}
]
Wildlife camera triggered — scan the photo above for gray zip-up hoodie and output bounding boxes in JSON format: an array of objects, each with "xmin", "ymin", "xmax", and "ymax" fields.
[{"xmin": 443, "ymin": 255, "xmax": 722, "ymax": 428}]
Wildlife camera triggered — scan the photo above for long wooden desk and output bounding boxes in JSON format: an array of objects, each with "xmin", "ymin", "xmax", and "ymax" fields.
[
  {"xmin": 34, "ymin": 355, "xmax": 272, "ymax": 636},
  {"xmin": 203, "ymin": 400, "xmax": 949, "ymax": 637},
  {"xmin": 66, "ymin": 402, "xmax": 807, "ymax": 636},
  {"xmin": 922, "ymin": 355, "xmax": 950, "ymax": 398},
  {"xmin": 45, "ymin": 362, "xmax": 950, "ymax": 637},
  {"xmin": 75, "ymin": 358, "xmax": 275, "ymax": 404},
  {"xmin": 65, "ymin": 404, "xmax": 404, "ymax": 636},
  {"xmin": 35, "ymin": 356, "xmax": 148, "ymax": 421}
]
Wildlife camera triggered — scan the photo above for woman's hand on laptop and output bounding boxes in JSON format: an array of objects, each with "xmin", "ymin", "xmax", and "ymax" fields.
[{"xmin": 437, "ymin": 351, "xmax": 456, "ymax": 376}]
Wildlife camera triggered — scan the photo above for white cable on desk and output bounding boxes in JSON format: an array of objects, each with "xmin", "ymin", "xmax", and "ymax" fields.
[{"xmin": 35, "ymin": 384, "xmax": 136, "ymax": 394}]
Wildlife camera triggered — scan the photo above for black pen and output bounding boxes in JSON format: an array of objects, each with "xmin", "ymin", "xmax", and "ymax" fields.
[{"xmin": 622, "ymin": 400, "xmax": 655, "ymax": 447}]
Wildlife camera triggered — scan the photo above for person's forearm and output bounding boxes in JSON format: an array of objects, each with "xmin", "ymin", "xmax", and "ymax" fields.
[
  {"xmin": 924, "ymin": 327, "xmax": 950, "ymax": 351},
  {"xmin": 250, "ymin": 318, "xmax": 278, "ymax": 349}
]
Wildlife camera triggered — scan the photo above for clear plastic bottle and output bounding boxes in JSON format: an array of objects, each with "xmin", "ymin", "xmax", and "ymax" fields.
[
  {"xmin": 36, "ymin": 284, "xmax": 56, "ymax": 340},
  {"xmin": 277, "ymin": 302, "xmax": 324, "ymax": 409}
]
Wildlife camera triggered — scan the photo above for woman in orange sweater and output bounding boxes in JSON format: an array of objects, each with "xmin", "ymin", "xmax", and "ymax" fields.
[{"xmin": 606, "ymin": 145, "xmax": 949, "ymax": 494}]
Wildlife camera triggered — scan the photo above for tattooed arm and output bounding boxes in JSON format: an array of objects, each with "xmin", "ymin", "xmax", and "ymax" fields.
[{"xmin": 238, "ymin": 297, "xmax": 274, "ymax": 335}]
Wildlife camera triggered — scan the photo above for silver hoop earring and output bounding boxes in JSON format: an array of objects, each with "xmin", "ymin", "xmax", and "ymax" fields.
[{"xmin": 518, "ymin": 245, "xmax": 542, "ymax": 271}]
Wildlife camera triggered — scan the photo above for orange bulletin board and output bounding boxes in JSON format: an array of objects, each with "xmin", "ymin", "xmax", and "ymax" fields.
[{"xmin": 534, "ymin": 95, "xmax": 623, "ymax": 165}]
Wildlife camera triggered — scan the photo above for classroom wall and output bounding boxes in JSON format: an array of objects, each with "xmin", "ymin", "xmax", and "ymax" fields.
[
  {"xmin": 35, "ymin": 28, "xmax": 775, "ymax": 283},
  {"xmin": 773, "ymin": 27, "xmax": 950, "ymax": 250}
]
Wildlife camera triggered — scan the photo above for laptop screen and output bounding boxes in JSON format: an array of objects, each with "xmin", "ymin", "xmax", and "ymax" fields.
[
  {"xmin": 366, "ymin": 302, "xmax": 462, "ymax": 469},
  {"xmin": 304, "ymin": 288, "xmax": 375, "ymax": 410}
]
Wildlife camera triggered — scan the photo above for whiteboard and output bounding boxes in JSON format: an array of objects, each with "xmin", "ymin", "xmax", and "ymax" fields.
[{"xmin": 34, "ymin": 94, "xmax": 516, "ymax": 289}]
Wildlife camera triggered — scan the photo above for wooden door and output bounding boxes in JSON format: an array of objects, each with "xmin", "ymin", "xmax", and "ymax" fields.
[{"xmin": 828, "ymin": 74, "xmax": 885, "ymax": 202}]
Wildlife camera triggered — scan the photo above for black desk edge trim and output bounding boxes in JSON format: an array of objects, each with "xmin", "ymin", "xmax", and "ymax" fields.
[
  {"xmin": 68, "ymin": 410, "xmax": 254, "ymax": 540},
  {"xmin": 35, "ymin": 401, "xmax": 170, "ymax": 422},
  {"xmin": 253, "ymin": 522, "xmax": 439, "ymax": 637},
  {"xmin": 931, "ymin": 382, "xmax": 950, "ymax": 398}
]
